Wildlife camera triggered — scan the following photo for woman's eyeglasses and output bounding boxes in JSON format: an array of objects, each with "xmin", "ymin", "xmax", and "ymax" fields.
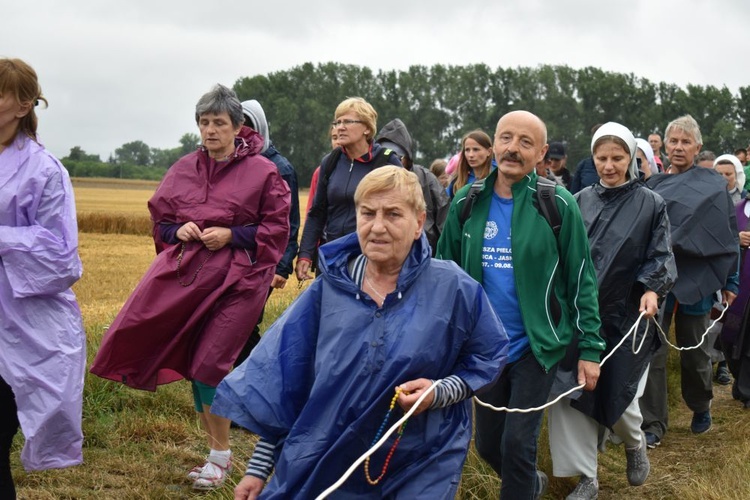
[{"xmin": 331, "ymin": 119, "xmax": 363, "ymax": 127}]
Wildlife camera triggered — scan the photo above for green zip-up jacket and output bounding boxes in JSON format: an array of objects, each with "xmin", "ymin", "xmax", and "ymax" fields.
[{"xmin": 436, "ymin": 169, "xmax": 604, "ymax": 371}]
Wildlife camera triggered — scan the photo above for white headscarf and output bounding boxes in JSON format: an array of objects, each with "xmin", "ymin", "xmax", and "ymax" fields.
[
  {"xmin": 590, "ymin": 122, "xmax": 639, "ymax": 184},
  {"xmin": 713, "ymin": 154, "xmax": 746, "ymax": 191},
  {"xmin": 635, "ymin": 138, "xmax": 659, "ymax": 175}
]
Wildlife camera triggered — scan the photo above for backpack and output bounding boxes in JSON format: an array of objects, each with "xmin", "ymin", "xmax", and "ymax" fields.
[
  {"xmin": 458, "ymin": 176, "xmax": 562, "ymax": 238},
  {"xmin": 322, "ymin": 146, "xmax": 396, "ymax": 182}
]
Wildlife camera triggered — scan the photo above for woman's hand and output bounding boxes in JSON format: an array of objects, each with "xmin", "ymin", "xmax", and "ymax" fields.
[
  {"xmin": 234, "ymin": 475, "xmax": 265, "ymax": 500},
  {"xmin": 639, "ymin": 290, "xmax": 659, "ymax": 319},
  {"xmin": 177, "ymin": 221, "xmax": 202, "ymax": 242},
  {"xmin": 722, "ymin": 289, "xmax": 737, "ymax": 307},
  {"xmin": 295, "ymin": 259, "xmax": 313, "ymax": 281},
  {"xmin": 577, "ymin": 360, "xmax": 600, "ymax": 391},
  {"xmin": 740, "ymin": 231, "xmax": 750, "ymax": 248},
  {"xmin": 201, "ymin": 227, "xmax": 233, "ymax": 251},
  {"xmin": 396, "ymin": 378, "xmax": 435, "ymax": 416}
]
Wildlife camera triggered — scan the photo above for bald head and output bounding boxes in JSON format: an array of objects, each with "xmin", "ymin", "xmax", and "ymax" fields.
[
  {"xmin": 493, "ymin": 110, "xmax": 549, "ymax": 184},
  {"xmin": 495, "ymin": 111, "xmax": 548, "ymax": 145}
]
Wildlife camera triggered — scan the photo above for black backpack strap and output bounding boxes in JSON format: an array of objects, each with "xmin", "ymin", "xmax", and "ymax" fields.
[
  {"xmin": 323, "ymin": 147, "xmax": 343, "ymax": 182},
  {"xmin": 459, "ymin": 179, "xmax": 485, "ymax": 226},
  {"xmin": 372, "ymin": 147, "xmax": 395, "ymax": 168},
  {"xmin": 536, "ymin": 176, "xmax": 562, "ymax": 237}
]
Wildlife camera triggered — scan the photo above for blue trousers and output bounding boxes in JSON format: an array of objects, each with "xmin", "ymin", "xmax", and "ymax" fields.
[{"xmin": 475, "ymin": 351, "xmax": 557, "ymax": 500}]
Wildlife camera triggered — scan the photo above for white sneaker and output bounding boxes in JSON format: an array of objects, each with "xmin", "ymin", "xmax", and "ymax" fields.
[{"xmin": 192, "ymin": 457, "xmax": 232, "ymax": 490}]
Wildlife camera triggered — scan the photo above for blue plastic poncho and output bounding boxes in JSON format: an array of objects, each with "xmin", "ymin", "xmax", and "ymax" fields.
[
  {"xmin": 213, "ymin": 233, "xmax": 507, "ymax": 498},
  {"xmin": 0, "ymin": 134, "xmax": 85, "ymax": 470}
]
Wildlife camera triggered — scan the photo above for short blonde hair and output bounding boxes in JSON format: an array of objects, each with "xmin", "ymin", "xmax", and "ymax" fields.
[
  {"xmin": 354, "ymin": 166, "xmax": 426, "ymax": 214},
  {"xmin": 335, "ymin": 97, "xmax": 377, "ymax": 144}
]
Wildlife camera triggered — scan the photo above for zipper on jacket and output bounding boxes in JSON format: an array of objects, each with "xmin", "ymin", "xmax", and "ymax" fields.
[{"xmin": 349, "ymin": 159, "xmax": 354, "ymax": 172}]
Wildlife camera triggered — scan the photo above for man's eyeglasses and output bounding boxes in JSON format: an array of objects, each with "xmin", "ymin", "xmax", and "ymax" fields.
[{"xmin": 331, "ymin": 119, "xmax": 363, "ymax": 127}]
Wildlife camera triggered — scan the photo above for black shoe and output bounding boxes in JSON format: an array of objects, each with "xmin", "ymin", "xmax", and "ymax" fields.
[
  {"xmin": 644, "ymin": 431, "xmax": 661, "ymax": 449},
  {"xmin": 743, "ymin": 400, "xmax": 750, "ymax": 410},
  {"xmin": 715, "ymin": 363, "xmax": 731, "ymax": 385},
  {"xmin": 690, "ymin": 411, "xmax": 712, "ymax": 434}
]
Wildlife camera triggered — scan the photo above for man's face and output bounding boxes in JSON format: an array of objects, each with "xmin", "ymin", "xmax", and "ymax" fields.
[
  {"xmin": 648, "ymin": 134, "xmax": 663, "ymax": 153},
  {"xmin": 493, "ymin": 111, "xmax": 547, "ymax": 183},
  {"xmin": 665, "ymin": 128, "xmax": 701, "ymax": 172},
  {"xmin": 737, "ymin": 151, "xmax": 747, "ymax": 164}
]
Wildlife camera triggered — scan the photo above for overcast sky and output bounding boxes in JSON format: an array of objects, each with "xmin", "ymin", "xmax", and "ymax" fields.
[{"xmin": 4, "ymin": 0, "xmax": 749, "ymax": 160}]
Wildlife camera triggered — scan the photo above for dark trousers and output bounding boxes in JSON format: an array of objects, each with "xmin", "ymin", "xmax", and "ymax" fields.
[
  {"xmin": 474, "ymin": 352, "xmax": 558, "ymax": 500},
  {"xmin": 641, "ymin": 308, "xmax": 712, "ymax": 439},
  {"xmin": 0, "ymin": 375, "xmax": 19, "ymax": 499},
  {"xmin": 234, "ymin": 287, "xmax": 273, "ymax": 367}
]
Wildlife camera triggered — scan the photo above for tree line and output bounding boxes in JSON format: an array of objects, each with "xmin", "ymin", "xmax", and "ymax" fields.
[{"xmin": 61, "ymin": 63, "xmax": 750, "ymax": 185}]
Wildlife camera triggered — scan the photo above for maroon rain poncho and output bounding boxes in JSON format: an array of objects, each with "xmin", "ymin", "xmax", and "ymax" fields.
[{"xmin": 91, "ymin": 130, "xmax": 290, "ymax": 390}]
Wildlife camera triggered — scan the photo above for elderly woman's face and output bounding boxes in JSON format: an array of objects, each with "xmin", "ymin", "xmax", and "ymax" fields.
[
  {"xmin": 333, "ymin": 112, "xmax": 369, "ymax": 150},
  {"xmin": 357, "ymin": 188, "xmax": 425, "ymax": 268},
  {"xmin": 199, "ymin": 112, "xmax": 241, "ymax": 159}
]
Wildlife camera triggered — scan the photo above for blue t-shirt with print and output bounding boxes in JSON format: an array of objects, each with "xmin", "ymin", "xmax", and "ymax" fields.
[{"xmin": 481, "ymin": 193, "xmax": 529, "ymax": 362}]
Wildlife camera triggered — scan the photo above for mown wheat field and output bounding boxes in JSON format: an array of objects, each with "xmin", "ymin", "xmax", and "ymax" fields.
[{"xmin": 10, "ymin": 177, "xmax": 750, "ymax": 499}]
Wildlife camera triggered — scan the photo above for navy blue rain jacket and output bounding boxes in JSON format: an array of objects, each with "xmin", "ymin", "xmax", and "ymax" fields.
[{"xmin": 212, "ymin": 232, "xmax": 508, "ymax": 498}]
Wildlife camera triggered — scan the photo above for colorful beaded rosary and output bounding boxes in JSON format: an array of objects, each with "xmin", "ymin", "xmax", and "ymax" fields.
[{"xmin": 364, "ymin": 387, "xmax": 408, "ymax": 485}]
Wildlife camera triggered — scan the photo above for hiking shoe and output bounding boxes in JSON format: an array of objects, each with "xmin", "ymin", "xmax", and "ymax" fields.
[
  {"xmin": 690, "ymin": 411, "xmax": 712, "ymax": 434},
  {"xmin": 644, "ymin": 432, "xmax": 661, "ymax": 449},
  {"xmin": 192, "ymin": 458, "xmax": 232, "ymax": 490},
  {"xmin": 715, "ymin": 363, "xmax": 732, "ymax": 385},
  {"xmin": 535, "ymin": 470, "xmax": 549, "ymax": 499},
  {"xmin": 625, "ymin": 434, "xmax": 650, "ymax": 486},
  {"xmin": 566, "ymin": 475, "xmax": 599, "ymax": 500}
]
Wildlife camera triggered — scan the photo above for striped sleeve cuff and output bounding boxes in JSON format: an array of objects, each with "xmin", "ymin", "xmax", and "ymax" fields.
[
  {"xmin": 429, "ymin": 375, "xmax": 472, "ymax": 409},
  {"xmin": 245, "ymin": 438, "xmax": 277, "ymax": 481}
]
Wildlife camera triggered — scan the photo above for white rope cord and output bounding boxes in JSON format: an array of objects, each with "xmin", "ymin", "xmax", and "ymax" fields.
[
  {"xmin": 314, "ymin": 380, "xmax": 443, "ymax": 500},
  {"xmin": 474, "ymin": 310, "xmax": 650, "ymax": 414},
  {"xmin": 317, "ymin": 303, "xmax": 729, "ymax": 497},
  {"xmin": 653, "ymin": 302, "xmax": 728, "ymax": 351}
]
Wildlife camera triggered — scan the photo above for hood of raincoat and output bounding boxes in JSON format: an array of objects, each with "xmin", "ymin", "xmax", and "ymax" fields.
[
  {"xmin": 241, "ymin": 99, "xmax": 271, "ymax": 153},
  {"xmin": 375, "ymin": 118, "xmax": 413, "ymax": 161},
  {"xmin": 591, "ymin": 122, "xmax": 640, "ymax": 183}
]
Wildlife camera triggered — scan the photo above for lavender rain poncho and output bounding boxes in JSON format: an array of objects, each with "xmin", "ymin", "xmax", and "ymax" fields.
[{"xmin": 0, "ymin": 134, "xmax": 85, "ymax": 471}]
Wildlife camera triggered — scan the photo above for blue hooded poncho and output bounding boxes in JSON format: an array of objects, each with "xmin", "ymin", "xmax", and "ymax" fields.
[{"xmin": 212, "ymin": 232, "xmax": 508, "ymax": 498}]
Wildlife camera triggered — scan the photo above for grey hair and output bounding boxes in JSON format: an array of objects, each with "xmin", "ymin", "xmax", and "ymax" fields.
[
  {"xmin": 195, "ymin": 84, "xmax": 244, "ymax": 127},
  {"xmin": 665, "ymin": 114, "xmax": 703, "ymax": 145},
  {"xmin": 695, "ymin": 150, "xmax": 716, "ymax": 163}
]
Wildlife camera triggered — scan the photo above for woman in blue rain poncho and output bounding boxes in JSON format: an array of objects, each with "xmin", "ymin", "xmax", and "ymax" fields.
[{"xmin": 213, "ymin": 166, "xmax": 508, "ymax": 499}]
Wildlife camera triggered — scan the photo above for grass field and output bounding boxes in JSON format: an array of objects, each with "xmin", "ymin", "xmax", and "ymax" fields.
[{"xmin": 10, "ymin": 178, "xmax": 750, "ymax": 499}]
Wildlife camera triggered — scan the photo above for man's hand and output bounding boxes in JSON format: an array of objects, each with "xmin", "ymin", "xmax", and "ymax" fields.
[
  {"xmin": 577, "ymin": 360, "xmax": 600, "ymax": 391},
  {"xmin": 739, "ymin": 230, "xmax": 750, "ymax": 248},
  {"xmin": 200, "ymin": 227, "xmax": 233, "ymax": 251},
  {"xmin": 396, "ymin": 378, "xmax": 435, "ymax": 416},
  {"xmin": 234, "ymin": 475, "xmax": 265, "ymax": 500}
]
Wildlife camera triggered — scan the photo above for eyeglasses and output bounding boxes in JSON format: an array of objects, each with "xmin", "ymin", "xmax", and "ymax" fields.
[{"xmin": 331, "ymin": 119, "xmax": 363, "ymax": 127}]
